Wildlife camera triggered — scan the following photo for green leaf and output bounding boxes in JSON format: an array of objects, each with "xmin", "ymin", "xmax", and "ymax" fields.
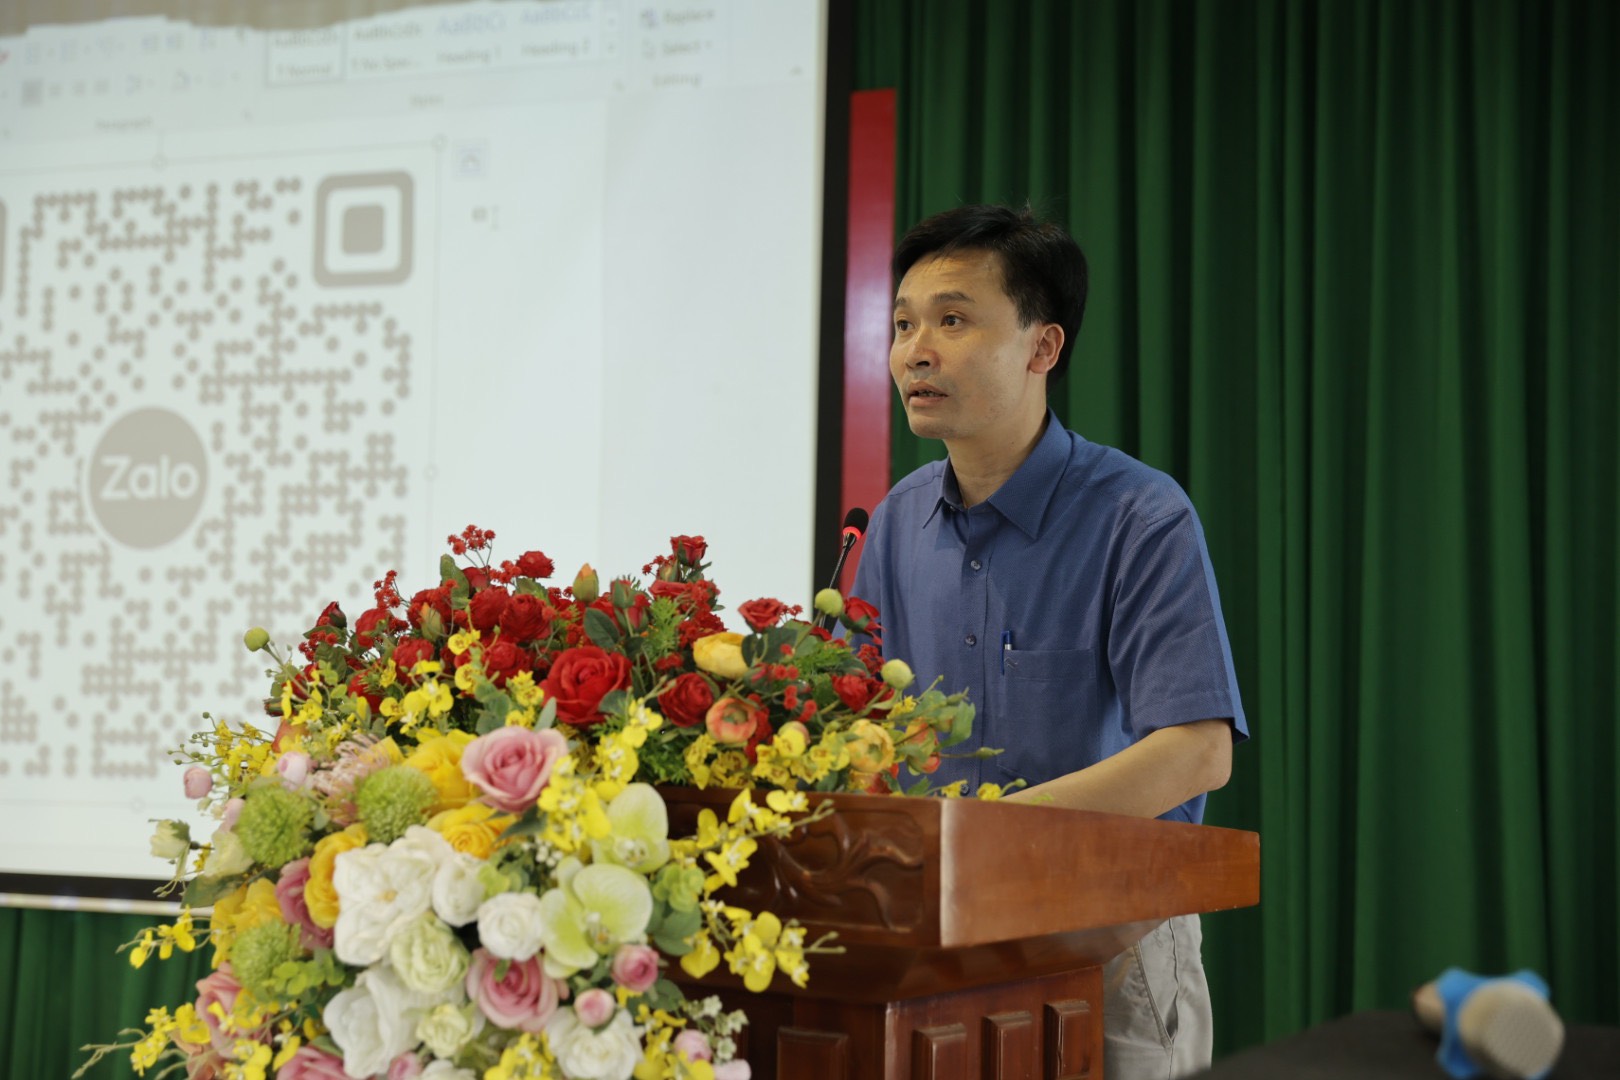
[
  {"xmin": 537, "ymin": 697, "xmax": 558, "ymax": 729},
  {"xmin": 498, "ymin": 808, "xmax": 548, "ymax": 841},
  {"xmin": 643, "ymin": 977, "xmax": 686, "ymax": 1011},
  {"xmin": 475, "ymin": 707, "xmax": 507, "ymax": 735},
  {"xmin": 584, "ymin": 608, "xmax": 621, "ymax": 649},
  {"xmin": 598, "ymin": 689, "xmax": 630, "ymax": 717},
  {"xmin": 741, "ymin": 634, "xmax": 764, "ymax": 666},
  {"xmin": 183, "ymin": 872, "xmax": 247, "ymax": 908},
  {"xmin": 651, "ymin": 906, "xmax": 702, "ymax": 955},
  {"xmin": 439, "ymin": 554, "xmax": 460, "ymax": 584}
]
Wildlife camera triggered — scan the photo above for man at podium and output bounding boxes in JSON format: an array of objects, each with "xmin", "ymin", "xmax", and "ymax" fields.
[{"xmin": 851, "ymin": 204, "xmax": 1250, "ymax": 1080}]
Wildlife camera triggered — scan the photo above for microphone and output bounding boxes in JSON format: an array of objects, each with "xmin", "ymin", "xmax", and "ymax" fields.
[{"xmin": 818, "ymin": 508, "xmax": 868, "ymax": 629}]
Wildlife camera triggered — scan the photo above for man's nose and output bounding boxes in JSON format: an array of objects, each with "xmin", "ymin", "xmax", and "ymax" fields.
[{"xmin": 901, "ymin": 329, "xmax": 936, "ymax": 368}]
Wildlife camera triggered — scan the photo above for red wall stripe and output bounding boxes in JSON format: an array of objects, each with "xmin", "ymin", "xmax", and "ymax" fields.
[{"xmin": 840, "ymin": 88, "xmax": 896, "ymax": 594}]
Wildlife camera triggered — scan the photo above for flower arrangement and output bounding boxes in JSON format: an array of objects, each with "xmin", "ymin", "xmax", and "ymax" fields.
[{"xmin": 82, "ymin": 528, "xmax": 992, "ymax": 1080}]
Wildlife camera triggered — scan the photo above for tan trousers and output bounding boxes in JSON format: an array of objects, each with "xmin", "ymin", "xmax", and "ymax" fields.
[{"xmin": 1102, "ymin": 914, "xmax": 1214, "ymax": 1080}]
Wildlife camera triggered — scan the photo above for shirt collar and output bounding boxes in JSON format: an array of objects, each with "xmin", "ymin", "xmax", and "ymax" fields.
[{"xmin": 922, "ymin": 409, "xmax": 1070, "ymax": 538}]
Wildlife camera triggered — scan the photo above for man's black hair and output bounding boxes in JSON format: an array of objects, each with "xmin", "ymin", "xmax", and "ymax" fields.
[{"xmin": 891, "ymin": 204, "xmax": 1088, "ymax": 381}]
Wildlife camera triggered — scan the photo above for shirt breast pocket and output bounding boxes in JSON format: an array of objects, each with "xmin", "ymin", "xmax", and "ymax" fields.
[{"xmin": 991, "ymin": 646, "xmax": 1100, "ymax": 785}]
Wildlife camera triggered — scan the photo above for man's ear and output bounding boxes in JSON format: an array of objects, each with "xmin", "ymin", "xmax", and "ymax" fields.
[{"xmin": 1028, "ymin": 323, "xmax": 1064, "ymax": 375}]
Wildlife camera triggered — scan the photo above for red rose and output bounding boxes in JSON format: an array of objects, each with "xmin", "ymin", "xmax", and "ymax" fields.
[
  {"xmin": 353, "ymin": 607, "xmax": 396, "ymax": 650},
  {"xmin": 500, "ymin": 594, "xmax": 550, "ymax": 643},
  {"xmin": 464, "ymin": 566, "xmax": 491, "ymax": 591},
  {"xmin": 392, "ymin": 638, "xmax": 437, "ymax": 678},
  {"xmin": 737, "ymin": 597, "xmax": 789, "ymax": 632},
  {"xmin": 407, "ymin": 587, "xmax": 453, "ymax": 633},
  {"xmin": 313, "ymin": 601, "xmax": 346, "ymax": 630},
  {"xmin": 483, "ymin": 640, "xmax": 528, "ymax": 686},
  {"xmin": 649, "ymin": 580, "xmax": 718, "ymax": 612},
  {"xmin": 347, "ymin": 671, "xmax": 383, "ymax": 712},
  {"xmin": 468, "ymin": 587, "xmax": 511, "ymax": 632},
  {"xmin": 832, "ymin": 674, "xmax": 887, "ymax": 713},
  {"xmin": 516, "ymin": 550, "xmax": 556, "ymax": 580},
  {"xmin": 539, "ymin": 646, "xmax": 632, "ymax": 726},
  {"xmin": 670, "ymin": 535, "xmax": 707, "ymax": 565},
  {"xmin": 842, "ymin": 596, "xmax": 881, "ymax": 636},
  {"xmin": 658, "ymin": 672, "xmax": 715, "ymax": 728}
]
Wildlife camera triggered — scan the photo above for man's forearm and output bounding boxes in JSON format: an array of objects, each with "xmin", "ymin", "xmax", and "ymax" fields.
[{"xmin": 1001, "ymin": 718, "xmax": 1233, "ymax": 818}]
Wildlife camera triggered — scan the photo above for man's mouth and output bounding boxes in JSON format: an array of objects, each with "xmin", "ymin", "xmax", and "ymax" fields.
[{"xmin": 908, "ymin": 386, "xmax": 946, "ymax": 400}]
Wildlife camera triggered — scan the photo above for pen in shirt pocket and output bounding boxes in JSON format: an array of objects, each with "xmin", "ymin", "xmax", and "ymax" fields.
[{"xmin": 1001, "ymin": 629, "xmax": 1013, "ymax": 673}]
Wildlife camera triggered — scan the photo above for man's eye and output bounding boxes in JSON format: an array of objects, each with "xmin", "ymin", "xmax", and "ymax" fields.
[
  {"xmin": 894, "ymin": 319, "xmax": 912, "ymax": 332},
  {"xmin": 942, "ymin": 315, "xmax": 962, "ymax": 327}
]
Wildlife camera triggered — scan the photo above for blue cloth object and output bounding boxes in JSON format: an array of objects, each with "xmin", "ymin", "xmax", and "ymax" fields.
[
  {"xmin": 850, "ymin": 410, "xmax": 1248, "ymax": 822},
  {"xmin": 1435, "ymin": 968, "xmax": 1554, "ymax": 1080}
]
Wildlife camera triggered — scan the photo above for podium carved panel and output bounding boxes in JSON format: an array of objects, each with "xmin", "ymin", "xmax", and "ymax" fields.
[{"xmin": 662, "ymin": 787, "xmax": 1260, "ymax": 1080}]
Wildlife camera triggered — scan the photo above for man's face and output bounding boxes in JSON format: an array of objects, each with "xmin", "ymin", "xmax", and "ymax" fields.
[{"xmin": 890, "ymin": 250, "xmax": 1058, "ymax": 454}]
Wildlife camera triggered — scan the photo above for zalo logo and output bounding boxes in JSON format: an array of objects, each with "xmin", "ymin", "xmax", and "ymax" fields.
[{"xmin": 87, "ymin": 408, "xmax": 207, "ymax": 548}]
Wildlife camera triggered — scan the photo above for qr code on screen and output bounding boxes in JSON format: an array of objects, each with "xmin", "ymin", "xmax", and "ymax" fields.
[{"xmin": 0, "ymin": 157, "xmax": 436, "ymax": 785}]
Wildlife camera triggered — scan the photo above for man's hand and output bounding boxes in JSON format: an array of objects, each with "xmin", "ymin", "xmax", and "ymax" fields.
[{"xmin": 1002, "ymin": 718, "xmax": 1233, "ymax": 818}]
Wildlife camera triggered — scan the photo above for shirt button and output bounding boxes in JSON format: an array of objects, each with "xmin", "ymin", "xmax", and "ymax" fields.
[
  {"xmin": 965, "ymin": 634, "xmax": 977, "ymax": 647},
  {"xmin": 970, "ymin": 559, "xmax": 982, "ymax": 571}
]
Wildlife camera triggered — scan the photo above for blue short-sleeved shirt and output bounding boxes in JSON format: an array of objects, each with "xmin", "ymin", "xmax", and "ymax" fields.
[{"xmin": 851, "ymin": 411, "xmax": 1249, "ymax": 823}]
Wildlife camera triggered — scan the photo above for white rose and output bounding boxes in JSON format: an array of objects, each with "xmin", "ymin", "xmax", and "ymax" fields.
[
  {"xmin": 545, "ymin": 1008, "xmax": 642, "ymax": 1080},
  {"xmin": 421, "ymin": 1062, "xmax": 479, "ymax": 1080},
  {"xmin": 415, "ymin": 1002, "xmax": 484, "ymax": 1060},
  {"xmin": 324, "ymin": 967, "xmax": 423, "ymax": 1079},
  {"xmin": 396, "ymin": 824, "xmax": 454, "ymax": 865},
  {"xmin": 390, "ymin": 911, "xmax": 470, "ymax": 995},
  {"xmin": 332, "ymin": 843, "xmax": 438, "ymax": 966},
  {"xmin": 476, "ymin": 891, "xmax": 547, "ymax": 961},
  {"xmin": 432, "ymin": 851, "xmax": 488, "ymax": 927}
]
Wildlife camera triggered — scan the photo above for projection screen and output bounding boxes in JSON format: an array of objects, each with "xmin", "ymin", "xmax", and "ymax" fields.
[{"xmin": 0, "ymin": 0, "xmax": 830, "ymax": 889}]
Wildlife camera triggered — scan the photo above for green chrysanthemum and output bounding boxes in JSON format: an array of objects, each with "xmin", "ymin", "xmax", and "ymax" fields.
[
  {"xmin": 355, "ymin": 764, "xmax": 437, "ymax": 845},
  {"xmin": 229, "ymin": 920, "xmax": 304, "ymax": 1002},
  {"xmin": 235, "ymin": 785, "xmax": 315, "ymax": 868}
]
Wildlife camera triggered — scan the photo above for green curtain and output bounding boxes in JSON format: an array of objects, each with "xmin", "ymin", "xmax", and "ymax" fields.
[
  {"xmin": 856, "ymin": 0, "xmax": 1620, "ymax": 1055},
  {"xmin": 1, "ymin": 906, "xmax": 212, "ymax": 1079}
]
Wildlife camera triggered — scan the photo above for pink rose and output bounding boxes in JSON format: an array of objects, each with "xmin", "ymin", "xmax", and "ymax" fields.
[
  {"xmin": 714, "ymin": 1062, "xmax": 752, "ymax": 1080},
  {"xmin": 460, "ymin": 726, "xmax": 569, "ymax": 813},
  {"xmin": 465, "ymin": 948, "xmax": 562, "ymax": 1033},
  {"xmin": 183, "ymin": 766, "xmax": 213, "ymax": 799},
  {"xmin": 276, "ymin": 751, "xmax": 310, "ymax": 790},
  {"xmin": 274, "ymin": 858, "xmax": 334, "ymax": 951},
  {"xmin": 673, "ymin": 1028, "xmax": 713, "ymax": 1063},
  {"xmin": 574, "ymin": 988, "xmax": 616, "ymax": 1028},
  {"xmin": 195, "ymin": 965, "xmax": 251, "ymax": 1055},
  {"xmin": 610, "ymin": 944, "xmax": 660, "ymax": 994},
  {"xmin": 220, "ymin": 798, "xmax": 245, "ymax": 831},
  {"xmin": 274, "ymin": 1045, "xmax": 349, "ymax": 1080},
  {"xmin": 386, "ymin": 1052, "xmax": 425, "ymax": 1080}
]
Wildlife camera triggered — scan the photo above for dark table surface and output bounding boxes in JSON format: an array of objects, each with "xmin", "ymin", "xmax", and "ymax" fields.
[{"xmin": 1189, "ymin": 1010, "xmax": 1619, "ymax": 1080}]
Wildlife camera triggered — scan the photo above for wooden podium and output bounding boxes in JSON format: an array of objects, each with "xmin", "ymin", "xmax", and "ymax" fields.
[{"xmin": 665, "ymin": 788, "xmax": 1260, "ymax": 1080}]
